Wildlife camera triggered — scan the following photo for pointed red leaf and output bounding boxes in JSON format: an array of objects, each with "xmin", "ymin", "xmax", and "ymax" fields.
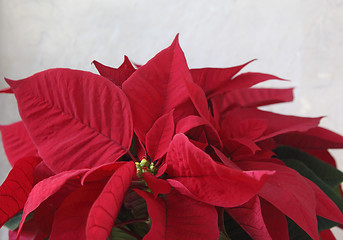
[
  {"xmin": 275, "ymin": 127, "xmax": 343, "ymax": 149},
  {"xmin": 92, "ymin": 56, "xmax": 135, "ymax": 87},
  {"xmin": 319, "ymin": 229, "xmax": 336, "ymax": 240},
  {"xmin": 0, "ymin": 87, "xmax": 13, "ymax": 93},
  {"xmin": 81, "ymin": 162, "xmax": 127, "ymax": 185},
  {"xmin": 145, "ymin": 110, "xmax": 175, "ymax": 161},
  {"xmin": 0, "ymin": 156, "xmax": 41, "ymax": 228},
  {"xmin": 260, "ymin": 197, "xmax": 289, "ymax": 240},
  {"xmin": 226, "ymin": 196, "xmax": 273, "ymax": 240},
  {"xmin": 222, "ymin": 108, "xmax": 321, "ymax": 142},
  {"xmin": 17, "ymin": 168, "xmax": 88, "ymax": 237},
  {"xmin": 135, "ymin": 189, "xmax": 219, "ymax": 240},
  {"xmin": 305, "ymin": 177, "xmax": 343, "ymax": 224},
  {"xmin": 213, "ymin": 88, "xmax": 293, "ymax": 112},
  {"xmin": 122, "ymin": 35, "xmax": 193, "ymax": 142},
  {"xmin": 86, "ymin": 161, "xmax": 136, "ymax": 240},
  {"xmin": 6, "ymin": 68, "xmax": 133, "ymax": 172},
  {"xmin": 166, "ymin": 134, "xmax": 273, "ymax": 207},
  {"xmin": 142, "ymin": 172, "xmax": 171, "ymax": 198},
  {"xmin": 190, "ymin": 60, "xmax": 254, "ymax": 97},
  {"xmin": 0, "ymin": 122, "xmax": 39, "ymax": 166},
  {"xmin": 208, "ymin": 72, "xmax": 285, "ymax": 98},
  {"xmin": 49, "ymin": 182, "xmax": 105, "ymax": 239},
  {"xmin": 238, "ymin": 161, "xmax": 321, "ymax": 240}
]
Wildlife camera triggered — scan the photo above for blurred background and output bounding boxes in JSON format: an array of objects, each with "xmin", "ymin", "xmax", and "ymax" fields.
[{"xmin": 1, "ymin": 0, "xmax": 343, "ymax": 238}]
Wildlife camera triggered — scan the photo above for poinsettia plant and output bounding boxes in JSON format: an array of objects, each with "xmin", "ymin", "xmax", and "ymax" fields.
[{"xmin": 1, "ymin": 35, "xmax": 343, "ymax": 240}]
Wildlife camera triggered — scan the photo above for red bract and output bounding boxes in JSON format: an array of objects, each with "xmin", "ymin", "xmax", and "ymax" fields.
[{"xmin": 1, "ymin": 35, "xmax": 343, "ymax": 240}]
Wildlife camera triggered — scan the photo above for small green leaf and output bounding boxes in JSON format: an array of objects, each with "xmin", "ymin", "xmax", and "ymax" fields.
[
  {"xmin": 274, "ymin": 146, "xmax": 343, "ymax": 187},
  {"xmin": 4, "ymin": 212, "xmax": 23, "ymax": 230}
]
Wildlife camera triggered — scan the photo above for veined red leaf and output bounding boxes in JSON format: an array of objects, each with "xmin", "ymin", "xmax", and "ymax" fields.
[
  {"xmin": 86, "ymin": 161, "xmax": 136, "ymax": 240},
  {"xmin": 0, "ymin": 121, "xmax": 39, "ymax": 166},
  {"xmin": 135, "ymin": 189, "xmax": 219, "ymax": 240},
  {"xmin": 226, "ymin": 196, "xmax": 273, "ymax": 240},
  {"xmin": 0, "ymin": 87, "xmax": 13, "ymax": 93},
  {"xmin": 213, "ymin": 87, "xmax": 293, "ymax": 112},
  {"xmin": 275, "ymin": 127, "xmax": 343, "ymax": 149},
  {"xmin": 122, "ymin": 35, "xmax": 193, "ymax": 142},
  {"xmin": 0, "ymin": 156, "xmax": 41, "ymax": 228},
  {"xmin": 142, "ymin": 172, "xmax": 171, "ymax": 198},
  {"xmin": 238, "ymin": 161, "xmax": 321, "ymax": 240},
  {"xmin": 190, "ymin": 60, "xmax": 254, "ymax": 97},
  {"xmin": 49, "ymin": 182, "xmax": 105, "ymax": 239},
  {"xmin": 92, "ymin": 56, "xmax": 135, "ymax": 87},
  {"xmin": 16, "ymin": 168, "xmax": 88, "ymax": 238},
  {"xmin": 222, "ymin": 108, "xmax": 321, "ymax": 142},
  {"xmin": 6, "ymin": 68, "xmax": 133, "ymax": 172},
  {"xmin": 145, "ymin": 110, "xmax": 175, "ymax": 161},
  {"xmin": 166, "ymin": 134, "xmax": 273, "ymax": 207},
  {"xmin": 207, "ymin": 72, "xmax": 285, "ymax": 98}
]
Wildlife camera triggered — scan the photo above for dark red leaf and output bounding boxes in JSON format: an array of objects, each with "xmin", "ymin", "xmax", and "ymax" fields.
[
  {"xmin": 166, "ymin": 134, "xmax": 273, "ymax": 207},
  {"xmin": 92, "ymin": 56, "xmax": 136, "ymax": 87},
  {"xmin": 260, "ymin": 197, "xmax": 289, "ymax": 240},
  {"xmin": 0, "ymin": 156, "xmax": 41, "ymax": 228},
  {"xmin": 135, "ymin": 189, "xmax": 219, "ymax": 240},
  {"xmin": 319, "ymin": 229, "xmax": 336, "ymax": 240},
  {"xmin": 86, "ymin": 161, "xmax": 136, "ymax": 240},
  {"xmin": 226, "ymin": 196, "xmax": 273, "ymax": 240},
  {"xmin": 0, "ymin": 121, "xmax": 39, "ymax": 166},
  {"xmin": 275, "ymin": 127, "xmax": 343, "ymax": 149},
  {"xmin": 6, "ymin": 68, "xmax": 133, "ymax": 172},
  {"xmin": 16, "ymin": 168, "xmax": 88, "ymax": 237},
  {"xmin": 49, "ymin": 182, "xmax": 105, "ymax": 239}
]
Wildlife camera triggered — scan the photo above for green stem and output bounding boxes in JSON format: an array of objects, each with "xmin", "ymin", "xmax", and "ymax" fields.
[{"xmin": 117, "ymin": 226, "xmax": 142, "ymax": 240}]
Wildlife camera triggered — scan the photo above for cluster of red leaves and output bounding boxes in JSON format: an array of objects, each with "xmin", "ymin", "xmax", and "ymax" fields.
[{"xmin": 1, "ymin": 35, "xmax": 343, "ymax": 240}]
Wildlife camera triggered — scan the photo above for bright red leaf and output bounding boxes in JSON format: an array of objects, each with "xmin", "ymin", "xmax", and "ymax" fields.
[
  {"xmin": 86, "ymin": 161, "xmax": 136, "ymax": 240},
  {"xmin": 142, "ymin": 172, "xmax": 171, "ymax": 198},
  {"xmin": 0, "ymin": 156, "xmax": 41, "ymax": 228},
  {"xmin": 190, "ymin": 60, "xmax": 254, "ymax": 97},
  {"xmin": 207, "ymin": 72, "xmax": 285, "ymax": 98},
  {"xmin": 92, "ymin": 55, "xmax": 136, "ymax": 87},
  {"xmin": 166, "ymin": 134, "xmax": 273, "ymax": 207},
  {"xmin": 145, "ymin": 110, "xmax": 175, "ymax": 161},
  {"xmin": 6, "ymin": 68, "xmax": 133, "ymax": 173},
  {"xmin": 122, "ymin": 35, "xmax": 193, "ymax": 142}
]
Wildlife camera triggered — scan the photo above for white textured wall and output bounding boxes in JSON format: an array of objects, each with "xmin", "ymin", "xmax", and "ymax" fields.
[{"xmin": 1, "ymin": 0, "xmax": 343, "ymax": 239}]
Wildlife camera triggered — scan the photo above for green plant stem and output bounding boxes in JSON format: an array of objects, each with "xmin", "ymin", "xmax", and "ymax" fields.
[{"xmin": 117, "ymin": 226, "xmax": 142, "ymax": 240}]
